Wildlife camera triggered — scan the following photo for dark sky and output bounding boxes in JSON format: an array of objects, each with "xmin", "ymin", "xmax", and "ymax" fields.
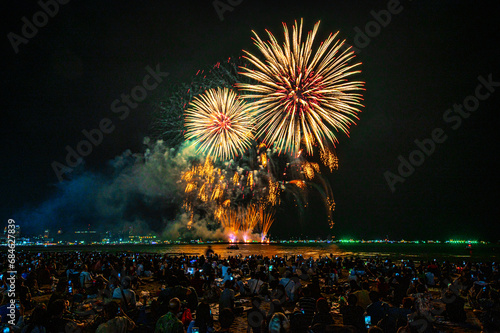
[{"xmin": 2, "ymin": 1, "xmax": 500, "ymax": 240}]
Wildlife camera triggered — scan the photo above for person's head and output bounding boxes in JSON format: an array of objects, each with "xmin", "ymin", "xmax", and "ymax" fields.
[
  {"xmin": 121, "ymin": 276, "xmax": 132, "ymax": 289},
  {"xmin": 168, "ymin": 297, "xmax": 181, "ymax": 314},
  {"xmin": 218, "ymin": 308, "xmax": 235, "ymax": 329},
  {"xmin": 302, "ymin": 286, "xmax": 311, "ymax": 297},
  {"xmin": 95, "ymin": 276, "xmax": 106, "ymax": 290},
  {"xmin": 316, "ymin": 298, "xmax": 330, "ymax": 314},
  {"xmin": 368, "ymin": 326, "xmax": 384, "ymax": 333},
  {"xmin": 369, "ymin": 291, "xmax": 380, "ymax": 303},
  {"xmin": 29, "ymin": 304, "xmax": 47, "ymax": 326},
  {"xmin": 167, "ymin": 275, "xmax": 178, "ymax": 287},
  {"xmin": 362, "ymin": 281, "xmax": 370, "ymax": 290},
  {"xmin": 349, "ymin": 280, "xmax": 359, "ymax": 290},
  {"xmin": 55, "ymin": 279, "xmax": 67, "ymax": 293},
  {"xmin": 104, "ymin": 301, "xmax": 119, "ymax": 319},
  {"xmin": 312, "ymin": 276, "xmax": 319, "ymax": 286},
  {"xmin": 271, "ymin": 299, "xmax": 283, "ymax": 313},
  {"xmin": 274, "ymin": 284, "xmax": 286, "ymax": 299},
  {"xmin": 268, "ymin": 312, "xmax": 290, "ymax": 333},
  {"xmin": 195, "ymin": 302, "xmax": 213, "ymax": 328},
  {"xmin": 347, "ymin": 293, "xmax": 358, "ymax": 306},
  {"xmin": 48, "ymin": 299, "xmax": 66, "ymax": 318},
  {"xmin": 416, "ymin": 284, "xmax": 426, "ymax": 294},
  {"xmin": 223, "ymin": 280, "xmax": 233, "ymax": 289},
  {"xmin": 402, "ymin": 297, "xmax": 413, "ymax": 309}
]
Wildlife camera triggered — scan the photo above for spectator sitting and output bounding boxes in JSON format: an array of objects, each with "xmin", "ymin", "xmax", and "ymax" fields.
[
  {"xmin": 46, "ymin": 299, "xmax": 82, "ymax": 333},
  {"xmin": 279, "ymin": 271, "xmax": 295, "ymax": 302},
  {"xmin": 219, "ymin": 280, "xmax": 235, "ymax": 312},
  {"xmin": 339, "ymin": 293, "xmax": 364, "ymax": 332},
  {"xmin": 221, "ymin": 261, "xmax": 230, "ymax": 280},
  {"xmin": 190, "ymin": 271, "xmax": 205, "ymax": 296},
  {"xmin": 289, "ymin": 309, "xmax": 308, "ymax": 333},
  {"xmin": 296, "ymin": 287, "xmax": 316, "ymax": 326},
  {"xmin": 248, "ymin": 272, "xmax": 264, "ymax": 295},
  {"xmin": 112, "ymin": 276, "xmax": 137, "ymax": 312},
  {"xmin": 425, "ymin": 270, "xmax": 435, "ymax": 287},
  {"xmin": 309, "ymin": 277, "xmax": 322, "ymax": 300},
  {"xmin": 268, "ymin": 312, "xmax": 290, "ymax": 333},
  {"xmin": 65, "ymin": 263, "xmax": 78, "ymax": 280},
  {"xmin": 187, "ymin": 302, "xmax": 214, "ymax": 333},
  {"xmin": 353, "ymin": 281, "xmax": 371, "ymax": 310},
  {"xmin": 348, "ymin": 268, "xmax": 358, "ymax": 282},
  {"xmin": 310, "ymin": 298, "xmax": 334, "ymax": 331},
  {"xmin": 271, "ymin": 283, "xmax": 287, "ymax": 304},
  {"xmin": 48, "ymin": 280, "xmax": 68, "ymax": 307},
  {"xmin": 366, "ymin": 291, "xmax": 389, "ymax": 327},
  {"xmin": 376, "ymin": 277, "xmax": 390, "ymax": 299},
  {"xmin": 67, "ymin": 265, "xmax": 81, "ymax": 290},
  {"xmin": 18, "ymin": 279, "xmax": 35, "ymax": 310},
  {"xmin": 155, "ymin": 297, "xmax": 184, "ymax": 333},
  {"xmin": 96, "ymin": 301, "xmax": 135, "ymax": 332},
  {"xmin": 235, "ymin": 276, "xmax": 249, "ymax": 296},
  {"xmin": 21, "ymin": 304, "xmax": 47, "ymax": 333},
  {"xmin": 80, "ymin": 265, "xmax": 93, "ymax": 290},
  {"xmin": 390, "ymin": 297, "xmax": 414, "ymax": 330},
  {"xmin": 223, "ymin": 268, "xmax": 234, "ymax": 284},
  {"xmin": 95, "ymin": 276, "xmax": 112, "ymax": 300}
]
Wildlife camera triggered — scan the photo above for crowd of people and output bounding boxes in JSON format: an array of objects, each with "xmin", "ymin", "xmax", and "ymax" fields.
[{"xmin": 0, "ymin": 247, "xmax": 499, "ymax": 332}]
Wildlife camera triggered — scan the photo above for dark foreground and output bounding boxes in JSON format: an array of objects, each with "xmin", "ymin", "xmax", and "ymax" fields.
[{"xmin": 1, "ymin": 249, "xmax": 498, "ymax": 332}]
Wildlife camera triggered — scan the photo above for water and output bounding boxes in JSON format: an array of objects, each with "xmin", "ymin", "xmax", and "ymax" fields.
[{"xmin": 17, "ymin": 243, "xmax": 500, "ymax": 262}]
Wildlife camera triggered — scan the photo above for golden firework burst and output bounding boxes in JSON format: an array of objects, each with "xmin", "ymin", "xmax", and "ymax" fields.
[
  {"xmin": 184, "ymin": 87, "xmax": 254, "ymax": 160},
  {"xmin": 237, "ymin": 19, "xmax": 364, "ymax": 155}
]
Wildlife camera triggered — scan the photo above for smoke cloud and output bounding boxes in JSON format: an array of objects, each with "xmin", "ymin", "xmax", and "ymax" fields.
[{"xmin": 15, "ymin": 139, "xmax": 228, "ymax": 239}]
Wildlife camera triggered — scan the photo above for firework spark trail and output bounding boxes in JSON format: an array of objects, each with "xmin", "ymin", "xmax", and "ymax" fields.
[
  {"xmin": 180, "ymin": 136, "xmax": 343, "ymax": 238},
  {"xmin": 152, "ymin": 57, "xmax": 252, "ymax": 148},
  {"xmin": 184, "ymin": 87, "xmax": 254, "ymax": 161},
  {"xmin": 320, "ymin": 147, "xmax": 339, "ymax": 172},
  {"xmin": 180, "ymin": 150, "xmax": 277, "ymax": 232},
  {"xmin": 174, "ymin": 36, "xmax": 358, "ymax": 238},
  {"xmin": 237, "ymin": 19, "xmax": 364, "ymax": 156},
  {"xmin": 216, "ymin": 204, "xmax": 275, "ymax": 241},
  {"xmin": 256, "ymin": 206, "xmax": 275, "ymax": 241}
]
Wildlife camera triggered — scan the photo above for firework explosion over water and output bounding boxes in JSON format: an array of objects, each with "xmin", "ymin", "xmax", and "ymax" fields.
[
  {"xmin": 169, "ymin": 19, "xmax": 364, "ymax": 241},
  {"xmin": 16, "ymin": 19, "xmax": 364, "ymax": 242}
]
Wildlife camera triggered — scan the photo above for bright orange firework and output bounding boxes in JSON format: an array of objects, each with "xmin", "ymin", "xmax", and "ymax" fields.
[
  {"xmin": 184, "ymin": 87, "xmax": 254, "ymax": 160},
  {"xmin": 237, "ymin": 19, "xmax": 364, "ymax": 155}
]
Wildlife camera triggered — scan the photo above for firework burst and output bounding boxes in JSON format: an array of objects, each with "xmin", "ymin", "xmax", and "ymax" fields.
[
  {"xmin": 237, "ymin": 19, "xmax": 364, "ymax": 155},
  {"xmin": 184, "ymin": 87, "xmax": 254, "ymax": 161}
]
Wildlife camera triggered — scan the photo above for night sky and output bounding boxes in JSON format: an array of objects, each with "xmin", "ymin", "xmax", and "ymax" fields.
[{"xmin": 3, "ymin": 1, "xmax": 500, "ymax": 240}]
